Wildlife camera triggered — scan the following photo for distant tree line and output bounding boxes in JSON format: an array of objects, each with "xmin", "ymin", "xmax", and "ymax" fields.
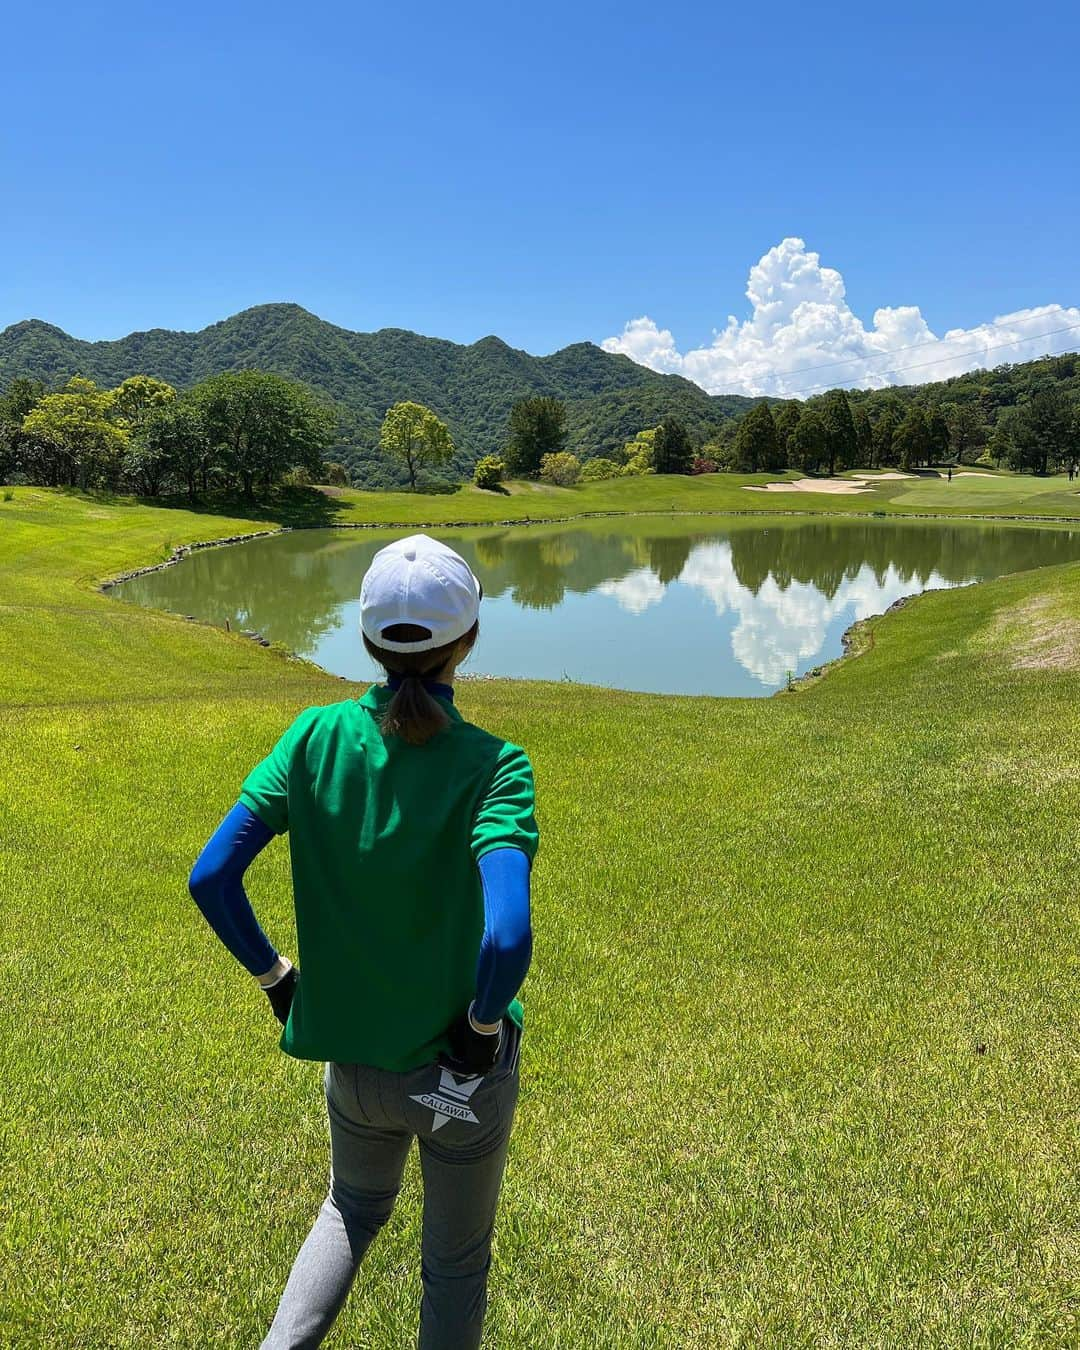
[
  {"xmin": 695, "ymin": 383, "xmax": 1079, "ymax": 477},
  {"xmin": 0, "ymin": 371, "xmax": 339, "ymax": 498},
  {"xmin": 463, "ymin": 397, "xmax": 696, "ymax": 489},
  {"xmin": 217, "ymin": 343, "xmax": 1080, "ymax": 487},
  {"xmin": 684, "ymin": 353, "xmax": 1080, "ymax": 477},
  {"xmin": 461, "ymin": 354, "xmax": 1080, "ymax": 488},
  {"xmin": 481, "ymin": 353, "xmax": 1080, "ymax": 485},
  {"xmin": 508, "ymin": 384, "xmax": 1077, "ymax": 486},
  {"xmin": 405, "ymin": 378, "xmax": 1080, "ymax": 492},
  {"xmin": 5, "ymin": 350, "xmax": 1079, "ymax": 495}
]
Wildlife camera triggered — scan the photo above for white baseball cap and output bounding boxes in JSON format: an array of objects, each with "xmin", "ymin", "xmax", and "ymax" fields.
[{"xmin": 360, "ymin": 533, "xmax": 482, "ymax": 654}]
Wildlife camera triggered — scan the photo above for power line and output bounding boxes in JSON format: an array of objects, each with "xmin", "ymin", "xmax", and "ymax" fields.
[
  {"xmin": 762, "ymin": 307, "xmax": 1080, "ymax": 379},
  {"xmin": 774, "ymin": 320, "xmax": 1080, "ymax": 398}
]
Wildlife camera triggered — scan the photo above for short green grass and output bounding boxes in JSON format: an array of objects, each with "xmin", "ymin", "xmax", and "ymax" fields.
[
  {"xmin": 125, "ymin": 464, "xmax": 1080, "ymax": 531},
  {"xmin": 333, "ymin": 467, "xmax": 1080, "ymax": 523},
  {"xmin": 1, "ymin": 487, "xmax": 1078, "ymax": 1347}
]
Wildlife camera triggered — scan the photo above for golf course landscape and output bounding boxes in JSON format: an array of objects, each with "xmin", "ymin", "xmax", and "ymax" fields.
[{"xmin": 2, "ymin": 470, "xmax": 1077, "ymax": 1346}]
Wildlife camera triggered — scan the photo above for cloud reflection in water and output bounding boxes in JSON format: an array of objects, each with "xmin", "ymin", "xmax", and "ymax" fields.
[{"xmin": 600, "ymin": 541, "xmax": 950, "ymax": 686}]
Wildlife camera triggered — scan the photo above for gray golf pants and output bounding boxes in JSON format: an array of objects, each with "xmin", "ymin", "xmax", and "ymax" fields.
[{"xmin": 261, "ymin": 1016, "xmax": 522, "ymax": 1350}]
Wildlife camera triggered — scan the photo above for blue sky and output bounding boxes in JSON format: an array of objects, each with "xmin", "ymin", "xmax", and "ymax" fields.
[{"xmin": 2, "ymin": 0, "xmax": 1077, "ymax": 392}]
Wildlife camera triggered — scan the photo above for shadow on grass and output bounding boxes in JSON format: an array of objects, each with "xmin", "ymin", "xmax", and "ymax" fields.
[
  {"xmin": 412, "ymin": 480, "xmax": 463, "ymax": 496},
  {"xmin": 146, "ymin": 486, "xmax": 352, "ymax": 528},
  {"xmin": 53, "ymin": 481, "xmax": 468, "ymax": 528},
  {"xmin": 51, "ymin": 483, "xmax": 352, "ymax": 527}
]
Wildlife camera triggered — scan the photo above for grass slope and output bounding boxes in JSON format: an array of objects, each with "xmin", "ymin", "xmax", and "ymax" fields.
[{"xmin": 1, "ymin": 489, "xmax": 1077, "ymax": 1347}]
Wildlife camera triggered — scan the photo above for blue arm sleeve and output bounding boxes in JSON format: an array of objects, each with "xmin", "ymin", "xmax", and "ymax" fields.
[
  {"xmin": 473, "ymin": 847, "xmax": 533, "ymax": 1025},
  {"xmin": 188, "ymin": 802, "xmax": 279, "ymax": 976}
]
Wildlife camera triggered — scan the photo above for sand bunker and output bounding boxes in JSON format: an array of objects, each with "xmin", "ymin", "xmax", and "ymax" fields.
[
  {"xmin": 742, "ymin": 469, "xmax": 1001, "ymax": 494},
  {"xmin": 745, "ymin": 477, "xmax": 872, "ymax": 495}
]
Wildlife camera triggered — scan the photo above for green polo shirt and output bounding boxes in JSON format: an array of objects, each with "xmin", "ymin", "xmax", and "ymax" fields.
[{"xmin": 238, "ymin": 685, "xmax": 537, "ymax": 1071}]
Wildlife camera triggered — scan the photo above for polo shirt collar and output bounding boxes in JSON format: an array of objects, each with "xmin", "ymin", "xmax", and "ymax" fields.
[{"xmin": 386, "ymin": 674, "xmax": 455, "ymax": 703}]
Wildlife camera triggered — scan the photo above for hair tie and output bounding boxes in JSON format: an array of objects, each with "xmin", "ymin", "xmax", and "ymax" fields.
[{"xmin": 388, "ymin": 668, "xmax": 442, "ymax": 686}]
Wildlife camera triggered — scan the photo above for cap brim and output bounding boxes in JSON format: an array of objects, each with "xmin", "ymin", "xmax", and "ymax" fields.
[{"xmin": 360, "ymin": 572, "xmax": 482, "ymax": 653}]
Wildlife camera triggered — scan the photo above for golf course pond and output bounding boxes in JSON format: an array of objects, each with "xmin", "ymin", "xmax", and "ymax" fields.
[{"xmin": 112, "ymin": 515, "xmax": 1080, "ymax": 696}]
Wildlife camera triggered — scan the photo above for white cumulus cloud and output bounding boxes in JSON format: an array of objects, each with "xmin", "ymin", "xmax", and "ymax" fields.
[{"xmin": 601, "ymin": 238, "xmax": 1080, "ymax": 397}]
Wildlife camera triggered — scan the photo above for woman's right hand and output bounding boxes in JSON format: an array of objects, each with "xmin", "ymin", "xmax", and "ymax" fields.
[
  {"xmin": 441, "ymin": 1005, "xmax": 503, "ymax": 1075},
  {"xmin": 263, "ymin": 966, "xmax": 299, "ymax": 1025}
]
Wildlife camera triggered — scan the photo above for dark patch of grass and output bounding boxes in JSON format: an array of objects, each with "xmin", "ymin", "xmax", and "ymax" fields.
[{"xmin": 149, "ymin": 485, "xmax": 350, "ymax": 529}]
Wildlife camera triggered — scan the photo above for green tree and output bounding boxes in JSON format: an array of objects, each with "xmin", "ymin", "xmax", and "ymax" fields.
[
  {"xmin": 700, "ymin": 419, "xmax": 739, "ymax": 471},
  {"xmin": 873, "ymin": 410, "xmax": 899, "ymax": 466},
  {"xmin": 323, "ymin": 461, "xmax": 350, "ymax": 487},
  {"xmin": 1007, "ymin": 389, "xmax": 1075, "ymax": 474},
  {"xmin": 196, "ymin": 371, "xmax": 335, "ymax": 498},
  {"xmin": 773, "ymin": 402, "xmax": 803, "ymax": 464},
  {"xmin": 378, "ymin": 400, "xmax": 454, "ymax": 490},
  {"xmin": 136, "ymin": 400, "xmax": 213, "ymax": 500},
  {"xmin": 820, "ymin": 389, "xmax": 858, "ymax": 475},
  {"xmin": 21, "ymin": 377, "xmax": 129, "ymax": 489},
  {"xmin": 852, "ymin": 403, "xmax": 874, "ymax": 467},
  {"xmin": 0, "ymin": 376, "xmax": 45, "ymax": 423},
  {"xmin": 987, "ymin": 410, "xmax": 1016, "ymax": 468},
  {"xmin": 702, "ymin": 441, "xmax": 737, "ymax": 471},
  {"xmin": 894, "ymin": 406, "xmax": 930, "ymax": 472},
  {"xmin": 0, "ymin": 377, "xmax": 45, "ymax": 481},
  {"xmin": 620, "ymin": 428, "xmax": 656, "ymax": 475},
  {"xmin": 652, "ymin": 416, "xmax": 694, "ymax": 474},
  {"xmin": 734, "ymin": 401, "xmax": 783, "ymax": 472},
  {"xmin": 111, "ymin": 375, "xmax": 177, "ymax": 429},
  {"xmin": 125, "ymin": 437, "xmax": 169, "ymax": 497},
  {"xmin": 943, "ymin": 402, "xmax": 988, "ymax": 464},
  {"xmin": 927, "ymin": 406, "xmax": 951, "ymax": 464},
  {"xmin": 113, "ymin": 377, "xmax": 179, "ymax": 493},
  {"xmin": 1073, "ymin": 404, "xmax": 1080, "ymax": 473},
  {"xmin": 473, "ymin": 454, "xmax": 505, "ymax": 490},
  {"xmin": 789, "ymin": 409, "xmax": 828, "ymax": 474},
  {"xmin": 579, "ymin": 456, "xmax": 621, "ymax": 482},
  {"xmin": 539, "ymin": 451, "xmax": 581, "ymax": 486},
  {"xmin": 505, "ymin": 397, "xmax": 567, "ymax": 477}
]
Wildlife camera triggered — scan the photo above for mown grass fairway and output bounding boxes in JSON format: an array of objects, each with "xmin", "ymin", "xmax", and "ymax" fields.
[
  {"xmin": 137, "ymin": 464, "xmax": 1080, "ymax": 531},
  {"xmin": 1, "ymin": 485, "xmax": 1078, "ymax": 1347}
]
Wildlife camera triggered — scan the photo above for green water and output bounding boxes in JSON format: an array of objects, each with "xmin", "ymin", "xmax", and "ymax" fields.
[{"xmin": 112, "ymin": 515, "xmax": 1080, "ymax": 696}]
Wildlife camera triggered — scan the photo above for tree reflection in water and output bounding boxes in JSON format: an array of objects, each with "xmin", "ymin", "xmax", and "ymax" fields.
[{"xmin": 114, "ymin": 518, "xmax": 1080, "ymax": 695}]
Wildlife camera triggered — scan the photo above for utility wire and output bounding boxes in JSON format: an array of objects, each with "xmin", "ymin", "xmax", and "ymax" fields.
[
  {"xmin": 761, "ymin": 307, "xmax": 1080, "ymax": 379},
  {"xmin": 774, "ymin": 320, "xmax": 1080, "ymax": 398}
]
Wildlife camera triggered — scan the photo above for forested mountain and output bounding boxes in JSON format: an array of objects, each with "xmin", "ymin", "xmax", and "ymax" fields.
[
  {"xmin": 0, "ymin": 304, "xmax": 751, "ymax": 485},
  {"xmin": 841, "ymin": 352, "xmax": 1080, "ymax": 420}
]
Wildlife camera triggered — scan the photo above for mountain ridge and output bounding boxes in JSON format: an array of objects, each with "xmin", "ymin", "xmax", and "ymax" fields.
[{"xmin": 0, "ymin": 303, "xmax": 753, "ymax": 485}]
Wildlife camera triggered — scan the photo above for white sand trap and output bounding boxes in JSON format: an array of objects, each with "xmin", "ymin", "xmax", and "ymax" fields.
[
  {"xmin": 745, "ymin": 477, "xmax": 872, "ymax": 495},
  {"xmin": 954, "ymin": 471, "xmax": 997, "ymax": 478},
  {"xmin": 856, "ymin": 471, "xmax": 915, "ymax": 480}
]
